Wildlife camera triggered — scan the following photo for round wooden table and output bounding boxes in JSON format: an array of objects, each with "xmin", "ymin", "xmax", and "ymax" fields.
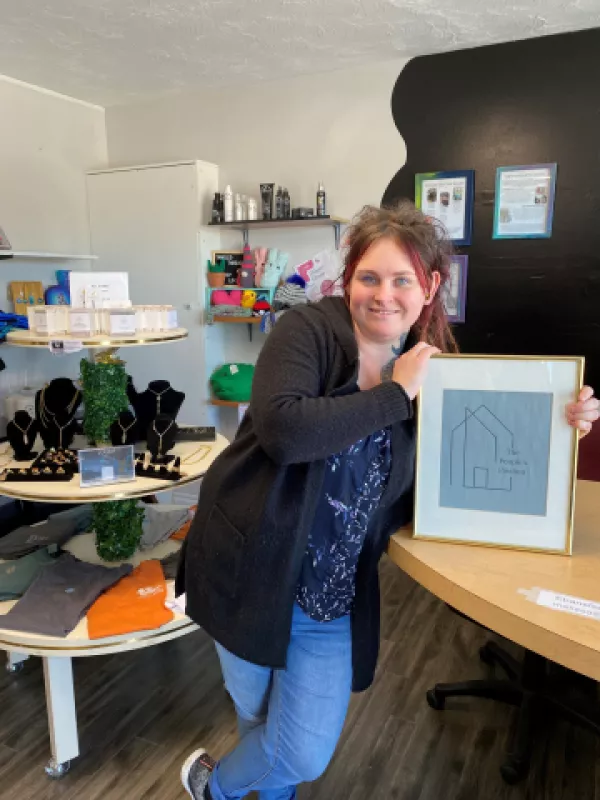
[{"xmin": 388, "ymin": 480, "xmax": 600, "ymax": 681}]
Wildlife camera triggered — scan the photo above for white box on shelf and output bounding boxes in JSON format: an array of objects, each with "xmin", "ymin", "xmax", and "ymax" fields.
[
  {"xmin": 109, "ymin": 309, "xmax": 137, "ymax": 335},
  {"xmin": 69, "ymin": 272, "xmax": 130, "ymax": 309},
  {"xmin": 69, "ymin": 309, "xmax": 93, "ymax": 336}
]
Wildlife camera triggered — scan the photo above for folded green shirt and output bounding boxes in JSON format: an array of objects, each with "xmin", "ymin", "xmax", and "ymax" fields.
[{"xmin": 0, "ymin": 549, "xmax": 56, "ymax": 601}]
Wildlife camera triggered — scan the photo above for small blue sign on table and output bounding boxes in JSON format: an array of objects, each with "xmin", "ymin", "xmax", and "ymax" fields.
[{"xmin": 78, "ymin": 445, "xmax": 136, "ymax": 488}]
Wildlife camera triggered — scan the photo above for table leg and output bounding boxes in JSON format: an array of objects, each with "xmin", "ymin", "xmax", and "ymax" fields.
[
  {"xmin": 5, "ymin": 651, "xmax": 29, "ymax": 674},
  {"xmin": 42, "ymin": 657, "xmax": 79, "ymax": 777}
]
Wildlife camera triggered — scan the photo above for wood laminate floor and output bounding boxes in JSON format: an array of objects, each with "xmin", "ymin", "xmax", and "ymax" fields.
[{"xmin": 0, "ymin": 557, "xmax": 599, "ymax": 799}]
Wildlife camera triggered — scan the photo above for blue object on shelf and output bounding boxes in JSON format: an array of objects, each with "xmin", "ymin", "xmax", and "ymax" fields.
[{"xmin": 44, "ymin": 270, "xmax": 71, "ymax": 305}]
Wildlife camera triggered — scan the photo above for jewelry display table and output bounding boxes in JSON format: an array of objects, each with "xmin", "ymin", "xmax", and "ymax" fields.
[
  {"xmin": 0, "ymin": 435, "xmax": 228, "ymax": 502},
  {"xmin": 0, "ymin": 325, "xmax": 225, "ymax": 777}
]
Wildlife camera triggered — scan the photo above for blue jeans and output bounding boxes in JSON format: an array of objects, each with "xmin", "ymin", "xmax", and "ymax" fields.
[{"xmin": 208, "ymin": 602, "xmax": 352, "ymax": 800}]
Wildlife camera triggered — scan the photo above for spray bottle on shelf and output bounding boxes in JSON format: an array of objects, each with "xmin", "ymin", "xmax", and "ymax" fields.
[{"xmin": 316, "ymin": 182, "xmax": 327, "ymax": 217}]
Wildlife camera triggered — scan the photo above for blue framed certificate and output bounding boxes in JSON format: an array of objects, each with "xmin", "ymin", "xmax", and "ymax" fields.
[
  {"xmin": 493, "ymin": 164, "xmax": 557, "ymax": 239},
  {"xmin": 415, "ymin": 170, "xmax": 474, "ymax": 246}
]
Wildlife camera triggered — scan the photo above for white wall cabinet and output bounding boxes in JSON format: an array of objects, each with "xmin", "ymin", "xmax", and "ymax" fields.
[{"xmin": 86, "ymin": 161, "xmax": 219, "ymax": 426}]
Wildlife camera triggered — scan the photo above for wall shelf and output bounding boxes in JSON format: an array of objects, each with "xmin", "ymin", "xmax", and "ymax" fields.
[
  {"xmin": 212, "ymin": 316, "xmax": 260, "ymax": 324},
  {"xmin": 207, "ymin": 216, "xmax": 348, "ymax": 249},
  {"xmin": 210, "ymin": 398, "xmax": 245, "ymax": 407},
  {"xmin": 1, "ymin": 251, "xmax": 98, "ymax": 261}
]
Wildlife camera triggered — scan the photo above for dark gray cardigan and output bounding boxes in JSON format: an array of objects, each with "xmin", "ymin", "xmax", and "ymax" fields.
[{"xmin": 177, "ymin": 296, "xmax": 417, "ymax": 691}]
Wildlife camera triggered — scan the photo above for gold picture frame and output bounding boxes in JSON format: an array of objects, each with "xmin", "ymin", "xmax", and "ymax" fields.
[{"xmin": 414, "ymin": 354, "xmax": 584, "ymax": 555}]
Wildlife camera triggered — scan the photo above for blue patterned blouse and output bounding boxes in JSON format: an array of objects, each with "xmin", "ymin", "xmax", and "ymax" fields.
[{"xmin": 296, "ymin": 427, "xmax": 392, "ymax": 622}]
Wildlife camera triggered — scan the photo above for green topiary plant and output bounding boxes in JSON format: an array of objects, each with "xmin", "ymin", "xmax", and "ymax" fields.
[
  {"xmin": 80, "ymin": 354, "xmax": 129, "ymax": 446},
  {"xmin": 93, "ymin": 499, "xmax": 144, "ymax": 561}
]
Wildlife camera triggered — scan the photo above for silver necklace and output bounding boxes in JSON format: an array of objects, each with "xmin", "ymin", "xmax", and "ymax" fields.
[
  {"xmin": 118, "ymin": 418, "xmax": 136, "ymax": 444},
  {"xmin": 152, "ymin": 418, "xmax": 174, "ymax": 456},
  {"xmin": 148, "ymin": 385, "xmax": 170, "ymax": 415}
]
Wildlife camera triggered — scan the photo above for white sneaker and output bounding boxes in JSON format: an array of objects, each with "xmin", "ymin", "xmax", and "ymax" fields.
[{"xmin": 181, "ymin": 749, "xmax": 216, "ymax": 799}]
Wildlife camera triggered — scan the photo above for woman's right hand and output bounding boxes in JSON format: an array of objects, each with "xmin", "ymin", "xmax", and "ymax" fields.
[{"xmin": 392, "ymin": 342, "xmax": 440, "ymax": 400}]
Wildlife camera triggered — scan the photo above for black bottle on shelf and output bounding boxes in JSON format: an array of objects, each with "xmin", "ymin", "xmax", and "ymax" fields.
[
  {"xmin": 275, "ymin": 186, "xmax": 283, "ymax": 219},
  {"xmin": 317, "ymin": 182, "xmax": 327, "ymax": 217},
  {"xmin": 282, "ymin": 187, "xmax": 291, "ymax": 219},
  {"xmin": 211, "ymin": 193, "xmax": 222, "ymax": 223}
]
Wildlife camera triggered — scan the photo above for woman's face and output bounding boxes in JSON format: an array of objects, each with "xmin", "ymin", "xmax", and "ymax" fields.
[{"xmin": 348, "ymin": 238, "xmax": 439, "ymax": 345}]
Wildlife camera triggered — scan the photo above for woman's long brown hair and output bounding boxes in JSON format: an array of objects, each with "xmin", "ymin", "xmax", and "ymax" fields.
[{"xmin": 342, "ymin": 201, "xmax": 459, "ymax": 353}]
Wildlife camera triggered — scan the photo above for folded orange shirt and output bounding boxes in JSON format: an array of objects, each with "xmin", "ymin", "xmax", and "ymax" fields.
[
  {"xmin": 87, "ymin": 560, "xmax": 173, "ymax": 639},
  {"xmin": 170, "ymin": 505, "xmax": 197, "ymax": 541}
]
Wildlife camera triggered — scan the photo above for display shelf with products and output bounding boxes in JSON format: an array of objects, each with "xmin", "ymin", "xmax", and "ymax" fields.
[
  {"xmin": 208, "ymin": 216, "xmax": 349, "ymax": 249},
  {"xmin": 0, "ymin": 252, "xmax": 98, "ymax": 261},
  {"xmin": 6, "ymin": 328, "xmax": 188, "ymax": 349},
  {"xmin": 205, "ymin": 286, "xmax": 276, "ymax": 341}
]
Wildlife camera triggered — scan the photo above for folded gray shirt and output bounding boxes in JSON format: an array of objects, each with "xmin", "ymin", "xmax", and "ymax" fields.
[
  {"xmin": 0, "ymin": 553, "xmax": 132, "ymax": 637},
  {"xmin": 0, "ymin": 506, "xmax": 92, "ymax": 559},
  {"xmin": 139, "ymin": 503, "xmax": 190, "ymax": 550}
]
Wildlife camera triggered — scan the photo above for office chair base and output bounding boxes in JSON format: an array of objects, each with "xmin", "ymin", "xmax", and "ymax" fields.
[{"xmin": 426, "ymin": 643, "xmax": 600, "ymax": 785}]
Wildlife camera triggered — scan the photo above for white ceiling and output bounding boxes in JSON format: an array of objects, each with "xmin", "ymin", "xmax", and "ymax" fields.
[{"xmin": 1, "ymin": 0, "xmax": 599, "ymax": 107}]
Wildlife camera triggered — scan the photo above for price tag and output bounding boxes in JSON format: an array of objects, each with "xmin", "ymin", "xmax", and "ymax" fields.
[
  {"xmin": 48, "ymin": 340, "xmax": 84, "ymax": 355},
  {"xmin": 519, "ymin": 586, "xmax": 600, "ymax": 621}
]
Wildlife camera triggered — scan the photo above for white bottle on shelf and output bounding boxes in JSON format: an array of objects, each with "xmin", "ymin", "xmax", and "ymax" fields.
[
  {"xmin": 234, "ymin": 193, "xmax": 244, "ymax": 221},
  {"xmin": 247, "ymin": 197, "xmax": 258, "ymax": 220},
  {"xmin": 223, "ymin": 185, "xmax": 234, "ymax": 222}
]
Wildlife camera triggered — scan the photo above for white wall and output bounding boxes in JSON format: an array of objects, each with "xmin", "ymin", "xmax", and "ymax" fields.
[
  {"xmin": 0, "ymin": 76, "xmax": 108, "ymax": 432},
  {"xmin": 105, "ymin": 60, "xmax": 408, "ymax": 440},
  {"xmin": 106, "ymin": 59, "xmax": 408, "ymax": 220}
]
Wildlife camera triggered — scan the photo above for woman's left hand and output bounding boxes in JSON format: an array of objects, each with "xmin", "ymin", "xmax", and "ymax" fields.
[{"xmin": 566, "ymin": 386, "xmax": 599, "ymax": 437}]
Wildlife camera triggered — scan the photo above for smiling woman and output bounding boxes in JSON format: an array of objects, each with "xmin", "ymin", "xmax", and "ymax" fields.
[
  {"xmin": 343, "ymin": 202, "xmax": 458, "ymax": 354},
  {"xmin": 177, "ymin": 201, "xmax": 598, "ymax": 800}
]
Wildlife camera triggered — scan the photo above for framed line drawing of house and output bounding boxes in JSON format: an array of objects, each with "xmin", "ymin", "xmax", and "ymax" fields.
[{"xmin": 414, "ymin": 354, "xmax": 584, "ymax": 554}]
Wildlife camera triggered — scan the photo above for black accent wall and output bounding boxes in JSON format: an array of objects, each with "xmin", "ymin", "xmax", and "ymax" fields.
[{"xmin": 383, "ymin": 29, "xmax": 600, "ymax": 390}]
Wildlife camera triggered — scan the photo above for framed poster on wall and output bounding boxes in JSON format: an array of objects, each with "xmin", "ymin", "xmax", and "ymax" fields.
[
  {"xmin": 493, "ymin": 164, "xmax": 557, "ymax": 239},
  {"xmin": 442, "ymin": 255, "xmax": 468, "ymax": 323},
  {"xmin": 415, "ymin": 170, "xmax": 474, "ymax": 246},
  {"xmin": 414, "ymin": 354, "xmax": 583, "ymax": 554}
]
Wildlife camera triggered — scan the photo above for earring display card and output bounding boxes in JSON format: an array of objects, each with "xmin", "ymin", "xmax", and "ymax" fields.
[{"xmin": 78, "ymin": 445, "xmax": 136, "ymax": 488}]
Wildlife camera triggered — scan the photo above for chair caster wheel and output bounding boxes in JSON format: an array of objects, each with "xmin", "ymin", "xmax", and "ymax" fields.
[
  {"xmin": 6, "ymin": 661, "xmax": 24, "ymax": 674},
  {"xmin": 479, "ymin": 644, "xmax": 494, "ymax": 667},
  {"xmin": 500, "ymin": 759, "xmax": 528, "ymax": 785},
  {"xmin": 426, "ymin": 688, "xmax": 445, "ymax": 711},
  {"xmin": 45, "ymin": 759, "xmax": 70, "ymax": 778}
]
